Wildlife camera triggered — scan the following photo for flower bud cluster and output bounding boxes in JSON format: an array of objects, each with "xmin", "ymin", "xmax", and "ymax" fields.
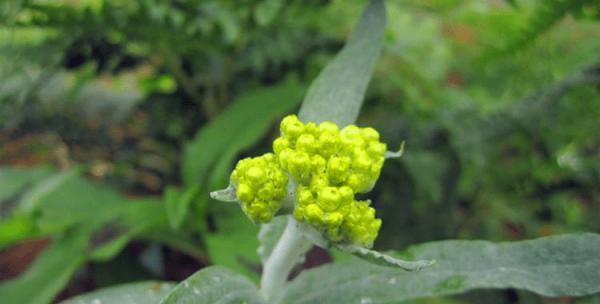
[
  {"xmin": 230, "ymin": 153, "xmax": 288, "ymax": 223},
  {"xmin": 274, "ymin": 115, "xmax": 385, "ymax": 248},
  {"xmin": 227, "ymin": 115, "xmax": 388, "ymax": 247}
]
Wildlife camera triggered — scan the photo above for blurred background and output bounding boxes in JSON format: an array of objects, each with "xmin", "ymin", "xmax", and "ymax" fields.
[{"xmin": 0, "ymin": 0, "xmax": 599, "ymax": 303}]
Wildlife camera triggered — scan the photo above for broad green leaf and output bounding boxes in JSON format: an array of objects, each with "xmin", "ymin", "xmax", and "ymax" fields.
[
  {"xmin": 59, "ymin": 282, "xmax": 175, "ymax": 304},
  {"xmin": 0, "ymin": 214, "xmax": 37, "ymax": 249},
  {"xmin": 17, "ymin": 170, "xmax": 75, "ymax": 214},
  {"xmin": 0, "ymin": 172, "xmax": 134, "ymax": 248},
  {"xmin": 164, "ymin": 185, "xmax": 200, "ymax": 230},
  {"xmin": 298, "ymin": 0, "xmax": 386, "ymax": 127},
  {"xmin": 0, "ymin": 228, "xmax": 93, "ymax": 304},
  {"xmin": 0, "ymin": 166, "xmax": 53, "ymax": 203},
  {"xmin": 205, "ymin": 208, "xmax": 260, "ymax": 281},
  {"xmin": 159, "ymin": 266, "xmax": 265, "ymax": 304},
  {"xmin": 90, "ymin": 197, "xmax": 169, "ymax": 261},
  {"xmin": 0, "ymin": 173, "xmax": 169, "ymax": 302},
  {"xmin": 182, "ymin": 82, "xmax": 305, "ymax": 186},
  {"xmin": 278, "ymin": 233, "xmax": 600, "ymax": 304}
]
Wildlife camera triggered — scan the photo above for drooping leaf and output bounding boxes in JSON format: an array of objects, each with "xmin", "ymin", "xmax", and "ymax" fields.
[
  {"xmin": 297, "ymin": 0, "xmax": 386, "ymax": 127},
  {"xmin": 59, "ymin": 282, "xmax": 175, "ymax": 304},
  {"xmin": 0, "ymin": 228, "xmax": 93, "ymax": 304},
  {"xmin": 278, "ymin": 233, "xmax": 600, "ymax": 304},
  {"xmin": 159, "ymin": 266, "xmax": 265, "ymax": 304}
]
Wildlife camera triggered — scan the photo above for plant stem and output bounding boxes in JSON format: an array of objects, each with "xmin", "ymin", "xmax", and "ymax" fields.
[{"xmin": 260, "ymin": 216, "xmax": 311, "ymax": 301}]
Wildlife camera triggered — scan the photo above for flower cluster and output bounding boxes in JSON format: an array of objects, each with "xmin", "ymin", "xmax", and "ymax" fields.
[
  {"xmin": 274, "ymin": 115, "xmax": 385, "ymax": 248},
  {"xmin": 229, "ymin": 114, "xmax": 387, "ymax": 247},
  {"xmin": 229, "ymin": 153, "xmax": 288, "ymax": 223}
]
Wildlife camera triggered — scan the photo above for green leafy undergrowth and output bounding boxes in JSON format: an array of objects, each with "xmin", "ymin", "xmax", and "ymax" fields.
[
  {"xmin": 90, "ymin": 233, "xmax": 600, "ymax": 303},
  {"xmin": 177, "ymin": 81, "xmax": 306, "ymax": 275},
  {"xmin": 0, "ymin": 167, "xmax": 169, "ymax": 304}
]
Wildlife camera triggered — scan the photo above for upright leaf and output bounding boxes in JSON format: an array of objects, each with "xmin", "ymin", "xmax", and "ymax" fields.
[
  {"xmin": 278, "ymin": 233, "xmax": 600, "ymax": 304},
  {"xmin": 159, "ymin": 266, "xmax": 265, "ymax": 304},
  {"xmin": 59, "ymin": 282, "xmax": 175, "ymax": 304},
  {"xmin": 257, "ymin": 0, "xmax": 388, "ymax": 270},
  {"xmin": 298, "ymin": 0, "xmax": 386, "ymax": 127}
]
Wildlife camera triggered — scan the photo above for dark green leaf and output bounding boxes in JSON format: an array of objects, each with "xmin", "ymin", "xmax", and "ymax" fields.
[
  {"xmin": 183, "ymin": 82, "xmax": 305, "ymax": 186},
  {"xmin": 159, "ymin": 266, "xmax": 265, "ymax": 304},
  {"xmin": 0, "ymin": 166, "xmax": 53, "ymax": 204},
  {"xmin": 279, "ymin": 233, "xmax": 600, "ymax": 303},
  {"xmin": 164, "ymin": 185, "xmax": 200, "ymax": 230},
  {"xmin": 298, "ymin": 0, "xmax": 386, "ymax": 127},
  {"xmin": 0, "ymin": 173, "xmax": 169, "ymax": 302},
  {"xmin": 205, "ymin": 209, "xmax": 260, "ymax": 280},
  {"xmin": 0, "ymin": 228, "xmax": 92, "ymax": 304},
  {"xmin": 59, "ymin": 282, "xmax": 175, "ymax": 304}
]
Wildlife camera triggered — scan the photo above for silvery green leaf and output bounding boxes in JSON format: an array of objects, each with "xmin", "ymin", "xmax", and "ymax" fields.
[
  {"xmin": 278, "ymin": 233, "xmax": 600, "ymax": 304},
  {"xmin": 337, "ymin": 244, "xmax": 435, "ymax": 271},
  {"xmin": 59, "ymin": 282, "xmax": 174, "ymax": 304},
  {"xmin": 159, "ymin": 266, "xmax": 265, "ymax": 304},
  {"xmin": 298, "ymin": 0, "xmax": 386, "ymax": 127}
]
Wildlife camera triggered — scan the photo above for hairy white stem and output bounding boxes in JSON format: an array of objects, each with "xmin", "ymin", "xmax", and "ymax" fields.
[{"xmin": 260, "ymin": 216, "xmax": 311, "ymax": 301}]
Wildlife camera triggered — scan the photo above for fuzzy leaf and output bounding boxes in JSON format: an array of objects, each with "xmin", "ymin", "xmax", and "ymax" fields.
[
  {"xmin": 278, "ymin": 233, "xmax": 600, "ymax": 304},
  {"xmin": 159, "ymin": 266, "xmax": 265, "ymax": 304},
  {"xmin": 337, "ymin": 244, "xmax": 435, "ymax": 271},
  {"xmin": 298, "ymin": 0, "xmax": 386, "ymax": 127},
  {"xmin": 59, "ymin": 282, "xmax": 175, "ymax": 304}
]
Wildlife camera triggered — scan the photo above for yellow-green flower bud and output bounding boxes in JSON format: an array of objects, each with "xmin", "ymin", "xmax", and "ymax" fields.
[
  {"xmin": 230, "ymin": 153, "xmax": 288, "ymax": 223},
  {"xmin": 280, "ymin": 115, "xmax": 305, "ymax": 139},
  {"xmin": 222, "ymin": 115, "xmax": 395, "ymax": 247},
  {"xmin": 270, "ymin": 115, "xmax": 392, "ymax": 247},
  {"xmin": 296, "ymin": 134, "xmax": 316, "ymax": 153},
  {"xmin": 341, "ymin": 200, "xmax": 381, "ymax": 248}
]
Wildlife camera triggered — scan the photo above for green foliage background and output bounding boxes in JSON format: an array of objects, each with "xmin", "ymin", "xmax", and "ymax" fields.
[{"xmin": 0, "ymin": 0, "xmax": 598, "ymax": 303}]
